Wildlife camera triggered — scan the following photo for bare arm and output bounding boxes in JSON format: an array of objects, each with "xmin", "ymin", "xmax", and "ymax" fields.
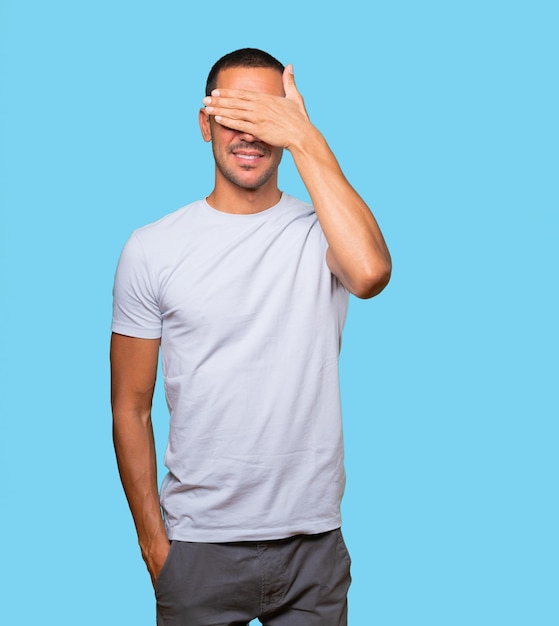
[
  {"xmin": 288, "ymin": 121, "xmax": 392, "ymax": 299},
  {"xmin": 110, "ymin": 332, "xmax": 169, "ymax": 586},
  {"xmin": 203, "ymin": 65, "xmax": 392, "ymax": 298}
]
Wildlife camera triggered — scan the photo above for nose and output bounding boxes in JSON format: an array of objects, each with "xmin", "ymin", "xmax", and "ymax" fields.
[{"xmin": 238, "ymin": 131, "xmax": 258, "ymax": 142}]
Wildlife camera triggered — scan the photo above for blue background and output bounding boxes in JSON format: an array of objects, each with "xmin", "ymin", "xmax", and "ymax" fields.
[{"xmin": 1, "ymin": 1, "xmax": 557, "ymax": 624}]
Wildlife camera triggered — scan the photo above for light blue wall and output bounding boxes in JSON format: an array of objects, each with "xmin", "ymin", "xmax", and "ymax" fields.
[{"xmin": 1, "ymin": 1, "xmax": 557, "ymax": 624}]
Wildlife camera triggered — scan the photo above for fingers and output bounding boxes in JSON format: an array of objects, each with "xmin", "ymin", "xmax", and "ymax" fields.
[
  {"xmin": 203, "ymin": 102, "xmax": 256, "ymax": 128},
  {"xmin": 214, "ymin": 115, "xmax": 257, "ymax": 135},
  {"xmin": 203, "ymin": 95, "xmax": 251, "ymax": 112},
  {"xmin": 202, "ymin": 93, "xmax": 262, "ymax": 126},
  {"xmin": 204, "ymin": 89, "xmax": 261, "ymax": 101}
]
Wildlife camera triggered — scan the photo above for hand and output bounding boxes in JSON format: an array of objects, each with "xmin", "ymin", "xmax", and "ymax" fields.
[
  {"xmin": 202, "ymin": 65, "xmax": 312, "ymax": 150},
  {"xmin": 142, "ymin": 536, "xmax": 171, "ymax": 587}
]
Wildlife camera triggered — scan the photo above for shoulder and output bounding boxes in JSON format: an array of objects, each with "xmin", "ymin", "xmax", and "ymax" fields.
[
  {"xmin": 279, "ymin": 194, "xmax": 325, "ymax": 242},
  {"xmin": 281, "ymin": 193, "xmax": 314, "ymax": 217},
  {"xmin": 132, "ymin": 199, "xmax": 204, "ymax": 243},
  {"xmin": 274, "ymin": 194, "xmax": 320, "ymax": 233},
  {"xmin": 115, "ymin": 200, "xmax": 204, "ymax": 277},
  {"xmin": 120, "ymin": 199, "xmax": 206, "ymax": 263}
]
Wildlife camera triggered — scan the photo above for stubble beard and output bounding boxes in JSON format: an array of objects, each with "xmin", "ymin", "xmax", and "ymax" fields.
[{"xmin": 213, "ymin": 142, "xmax": 283, "ymax": 191}]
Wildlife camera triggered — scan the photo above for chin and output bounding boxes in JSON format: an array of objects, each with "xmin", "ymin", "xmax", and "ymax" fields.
[{"xmin": 220, "ymin": 167, "xmax": 277, "ymax": 191}]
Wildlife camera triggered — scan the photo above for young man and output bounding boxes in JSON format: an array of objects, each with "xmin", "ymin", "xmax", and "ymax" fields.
[{"xmin": 111, "ymin": 48, "xmax": 391, "ymax": 626}]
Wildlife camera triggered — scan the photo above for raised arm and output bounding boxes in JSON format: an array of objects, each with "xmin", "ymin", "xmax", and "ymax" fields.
[
  {"xmin": 287, "ymin": 110, "xmax": 391, "ymax": 299},
  {"xmin": 110, "ymin": 332, "xmax": 169, "ymax": 586},
  {"xmin": 202, "ymin": 65, "xmax": 392, "ymax": 298}
]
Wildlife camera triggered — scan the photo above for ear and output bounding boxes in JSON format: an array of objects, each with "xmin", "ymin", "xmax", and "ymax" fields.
[{"xmin": 199, "ymin": 108, "xmax": 212, "ymax": 143}]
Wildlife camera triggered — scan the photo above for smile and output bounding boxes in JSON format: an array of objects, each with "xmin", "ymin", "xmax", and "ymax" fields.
[
  {"xmin": 232, "ymin": 152, "xmax": 265, "ymax": 164},
  {"xmin": 236, "ymin": 154, "xmax": 261, "ymax": 159}
]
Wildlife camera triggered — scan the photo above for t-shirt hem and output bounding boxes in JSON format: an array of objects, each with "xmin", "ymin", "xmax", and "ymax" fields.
[{"xmin": 165, "ymin": 516, "xmax": 342, "ymax": 543}]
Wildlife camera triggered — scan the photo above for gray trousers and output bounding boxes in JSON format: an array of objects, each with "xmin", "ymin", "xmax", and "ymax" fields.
[{"xmin": 155, "ymin": 528, "xmax": 351, "ymax": 626}]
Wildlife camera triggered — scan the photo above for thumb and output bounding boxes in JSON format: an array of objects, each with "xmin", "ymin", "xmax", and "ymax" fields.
[{"xmin": 283, "ymin": 64, "xmax": 301, "ymax": 102}]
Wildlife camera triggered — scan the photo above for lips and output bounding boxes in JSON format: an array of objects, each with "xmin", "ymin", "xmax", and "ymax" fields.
[
  {"xmin": 230, "ymin": 142, "xmax": 269, "ymax": 161},
  {"xmin": 233, "ymin": 152, "xmax": 263, "ymax": 161}
]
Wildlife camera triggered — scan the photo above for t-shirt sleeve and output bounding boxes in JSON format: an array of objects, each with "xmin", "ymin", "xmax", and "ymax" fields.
[{"xmin": 111, "ymin": 232, "xmax": 162, "ymax": 339}]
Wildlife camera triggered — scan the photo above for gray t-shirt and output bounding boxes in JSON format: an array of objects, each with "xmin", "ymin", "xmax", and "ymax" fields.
[{"xmin": 112, "ymin": 193, "xmax": 349, "ymax": 541}]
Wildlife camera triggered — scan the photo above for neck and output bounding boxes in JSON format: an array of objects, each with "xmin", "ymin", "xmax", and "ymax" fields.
[{"xmin": 206, "ymin": 176, "xmax": 282, "ymax": 215}]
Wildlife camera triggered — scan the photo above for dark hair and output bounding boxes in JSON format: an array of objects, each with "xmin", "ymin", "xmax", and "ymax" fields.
[{"xmin": 205, "ymin": 48, "xmax": 285, "ymax": 96}]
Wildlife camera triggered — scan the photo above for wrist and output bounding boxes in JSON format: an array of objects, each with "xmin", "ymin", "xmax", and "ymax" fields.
[{"xmin": 286, "ymin": 122, "xmax": 322, "ymax": 155}]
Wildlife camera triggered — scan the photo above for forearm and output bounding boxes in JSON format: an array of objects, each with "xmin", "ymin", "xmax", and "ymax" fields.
[
  {"xmin": 112, "ymin": 407, "xmax": 168, "ymax": 565},
  {"xmin": 110, "ymin": 334, "xmax": 168, "ymax": 584},
  {"xmin": 289, "ymin": 126, "xmax": 392, "ymax": 298}
]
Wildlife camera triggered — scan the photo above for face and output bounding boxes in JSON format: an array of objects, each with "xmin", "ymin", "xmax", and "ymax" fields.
[{"xmin": 200, "ymin": 67, "xmax": 284, "ymax": 192}]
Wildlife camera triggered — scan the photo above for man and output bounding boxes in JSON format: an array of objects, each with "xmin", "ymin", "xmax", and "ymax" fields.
[{"xmin": 111, "ymin": 48, "xmax": 391, "ymax": 626}]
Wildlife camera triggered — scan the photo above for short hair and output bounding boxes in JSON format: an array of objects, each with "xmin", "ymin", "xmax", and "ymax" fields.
[{"xmin": 205, "ymin": 48, "xmax": 285, "ymax": 96}]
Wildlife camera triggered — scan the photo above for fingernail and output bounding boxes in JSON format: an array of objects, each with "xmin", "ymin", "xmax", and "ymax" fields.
[
  {"xmin": 211, "ymin": 89, "xmax": 220, "ymax": 96},
  {"xmin": 202, "ymin": 97, "xmax": 211, "ymax": 104}
]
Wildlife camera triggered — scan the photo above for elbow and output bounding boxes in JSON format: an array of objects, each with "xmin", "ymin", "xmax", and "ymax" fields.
[{"xmin": 350, "ymin": 260, "xmax": 392, "ymax": 299}]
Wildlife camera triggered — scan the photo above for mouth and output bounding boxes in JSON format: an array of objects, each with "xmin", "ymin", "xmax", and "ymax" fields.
[
  {"xmin": 233, "ymin": 152, "xmax": 264, "ymax": 161},
  {"xmin": 230, "ymin": 143, "xmax": 269, "ymax": 164},
  {"xmin": 231, "ymin": 152, "xmax": 267, "ymax": 169}
]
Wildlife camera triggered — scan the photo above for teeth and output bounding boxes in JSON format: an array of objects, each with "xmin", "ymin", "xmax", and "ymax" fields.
[{"xmin": 236, "ymin": 154, "xmax": 260, "ymax": 160}]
